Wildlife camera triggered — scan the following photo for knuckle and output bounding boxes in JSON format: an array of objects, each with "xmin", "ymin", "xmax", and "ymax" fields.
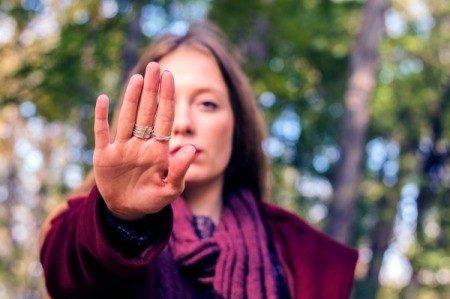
[
  {"xmin": 144, "ymin": 84, "xmax": 158, "ymax": 95},
  {"xmin": 95, "ymin": 127, "xmax": 109, "ymax": 136},
  {"xmin": 156, "ymin": 113, "xmax": 173, "ymax": 124},
  {"xmin": 165, "ymin": 188, "xmax": 178, "ymax": 199},
  {"xmin": 169, "ymin": 183, "xmax": 184, "ymax": 197},
  {"xmin": 125, "ymin": 94, "xmax": 139, "ymax": 104},
  {"xmin": 138, "ymin": 105, "xmax": 156, "ymax": 117}
]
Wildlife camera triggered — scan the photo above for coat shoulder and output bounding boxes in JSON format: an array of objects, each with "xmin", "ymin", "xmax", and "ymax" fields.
[
  {"xmin": 260, "ymin": 202, "xmax": 359, "ymax": 299},
  {"xmin": 260, "ymin": 202, "xmax": 358, "ymax": 262}
]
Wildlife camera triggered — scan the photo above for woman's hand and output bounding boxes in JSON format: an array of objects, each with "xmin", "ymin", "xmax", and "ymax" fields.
[{"xmin": 93, "ymin": 62, "xmax": 196, "ymax": 221}]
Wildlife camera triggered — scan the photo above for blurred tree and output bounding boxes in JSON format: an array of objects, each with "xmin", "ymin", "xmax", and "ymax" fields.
[
  {"xmin": 361, "ymin": 0, "xmax": 450, "ymax": 297},
  {"xmin": 325, "ymin": 0, "xmax": 389, "ymax": 245},
  {"xmin": 1, "ymin": 0, "xmax": 450, "ymax": 298},
  {"xmin": 211, "ymin": 0, "xmax": 450, "ymax": 298},
  {"xmin": 0, "ymin": 0, "xmax": 210, "ymax": 297}
]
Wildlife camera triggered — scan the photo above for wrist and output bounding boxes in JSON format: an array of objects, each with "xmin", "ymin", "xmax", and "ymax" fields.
[{"xmin": 107, "ymin": 206, "xmax": 147, "ymax": 222}]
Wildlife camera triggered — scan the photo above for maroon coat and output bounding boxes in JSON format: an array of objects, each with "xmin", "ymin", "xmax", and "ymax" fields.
[{"xmin": 41, "ymin": 186, "xmax": 358, "ymax": 298}]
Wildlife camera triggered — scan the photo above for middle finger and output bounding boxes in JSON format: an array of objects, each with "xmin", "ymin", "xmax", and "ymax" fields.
[{"xmin": 135, "ymin": 62, "xmax": 160, "ymax": 127}]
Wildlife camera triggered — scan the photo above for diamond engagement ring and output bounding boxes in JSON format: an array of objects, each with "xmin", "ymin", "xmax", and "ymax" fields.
[
  {"xmin": 151, "ymin": 132, "xmax": 172, "ymax": 141},
  {"xmin": 132, "ymin": 124, "xmax": 153, "ymax": 139}
]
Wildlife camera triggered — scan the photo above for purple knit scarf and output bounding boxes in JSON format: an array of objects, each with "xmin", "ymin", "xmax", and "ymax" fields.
[{"xmin": 155, "ymin": 189, "xmax": 278, "ymax": 299}]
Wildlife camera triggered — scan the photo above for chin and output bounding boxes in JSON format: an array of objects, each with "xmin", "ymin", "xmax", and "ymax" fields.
[
  {"xmin": 184, "ymin": 179, "xmax": 212, "ymax": 192},
  {"xmin": 184, "ymin": 166, "xmax": 210, "ymax": 183},
  {"xmin": 184, "ymin": 170, "xmax": 225, "ymax": 188},
  {"xmin": 184, "ymin": 171, "xmax": 205, "ymax": 184},
  {"xmin": 184, "ymin": 174, "xmax": 209, "ymax": 185}
]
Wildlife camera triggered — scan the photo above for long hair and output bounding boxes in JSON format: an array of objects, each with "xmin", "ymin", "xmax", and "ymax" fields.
[{"xmin": 73, "ymin": 21, "xmax": 269, "ymax": 201}]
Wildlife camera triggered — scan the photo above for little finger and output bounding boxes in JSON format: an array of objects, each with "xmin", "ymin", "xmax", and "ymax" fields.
[{"xmin": 94, "ymin": 94, "xmax": 110, "ymax": 149}]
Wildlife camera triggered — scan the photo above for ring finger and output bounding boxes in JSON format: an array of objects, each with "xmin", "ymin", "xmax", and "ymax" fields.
[{"xmin": 152, "ymin": 70, "xmax": 175, "ymax": 142}]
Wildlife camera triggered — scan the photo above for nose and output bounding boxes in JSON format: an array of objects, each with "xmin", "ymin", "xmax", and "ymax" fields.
[{"xmin": 172, "ymin": 101, "xmax": 193, "ymax": 136}]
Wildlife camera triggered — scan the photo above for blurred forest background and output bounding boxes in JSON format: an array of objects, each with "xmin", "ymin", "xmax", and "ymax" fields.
[{"xmin": 0, "ymin": 0, "xmax": 449, "ymax": 298}]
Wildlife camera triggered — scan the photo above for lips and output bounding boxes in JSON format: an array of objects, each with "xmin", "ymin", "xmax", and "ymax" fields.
[{"xmin": 170, "ymin": 146, "xmax": 182, "ymax": 156}]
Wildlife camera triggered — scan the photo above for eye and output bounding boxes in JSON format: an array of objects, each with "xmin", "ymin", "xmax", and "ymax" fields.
[{"xmin": 199, "ymin": 101, "xmax": 218, "ymax": 110}]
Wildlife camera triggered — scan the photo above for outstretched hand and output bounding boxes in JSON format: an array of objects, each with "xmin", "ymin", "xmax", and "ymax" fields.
[{"xmin": 93, "ymin": 62, "xmax": 196, "ymax": 221}]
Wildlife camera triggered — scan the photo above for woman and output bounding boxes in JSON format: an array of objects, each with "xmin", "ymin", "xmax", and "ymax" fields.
[{"xmin": 40, "ymin": 21, "xmax": 358, "ymax": 299}]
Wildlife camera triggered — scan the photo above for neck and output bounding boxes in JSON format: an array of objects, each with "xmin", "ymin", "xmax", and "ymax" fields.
[{"xmin": 183, "ymin": 176, "xmax": 224, "ymax": 225}]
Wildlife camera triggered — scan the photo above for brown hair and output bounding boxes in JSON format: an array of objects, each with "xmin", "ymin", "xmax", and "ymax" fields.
[{"xmin": 74, "ymin": 21, "xmax": 269, "ymax": 201}]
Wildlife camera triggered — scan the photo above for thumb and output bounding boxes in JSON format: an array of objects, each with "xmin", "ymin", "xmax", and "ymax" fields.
[{"xmin": 165, "ymin": 145, "xmax": 196, "ymax": 189}]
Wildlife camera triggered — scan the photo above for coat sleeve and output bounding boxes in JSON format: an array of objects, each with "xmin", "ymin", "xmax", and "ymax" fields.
[{"xmin": 40, "ymin": 185, "xmax": 172, "ymax": 298}]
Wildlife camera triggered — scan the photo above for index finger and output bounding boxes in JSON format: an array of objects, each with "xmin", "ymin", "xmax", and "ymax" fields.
[{"xmin": 116, "ymin": 74, "xmax": 144, "ymax": 141}]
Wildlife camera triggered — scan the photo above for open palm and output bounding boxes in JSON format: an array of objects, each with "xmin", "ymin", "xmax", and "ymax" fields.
[{"xmin": 93, "ymin": 62, "xmax": 195, "ymax": 221}]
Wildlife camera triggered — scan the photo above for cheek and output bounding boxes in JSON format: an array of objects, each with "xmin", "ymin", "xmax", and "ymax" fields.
[
  {"xmin": 205, "ymin": 117, "xmax": 234, "ymax": 165},
  {"xmin": 219, "ymin": 122, "xmax": 233, "ymax": 139},
  {"xmin": 220, "ymin": 123, "xmax": 234, "ymax": 167},
  {"xmin": 212, "ymin": 119, "xmax": 233, "ymax": 149}
]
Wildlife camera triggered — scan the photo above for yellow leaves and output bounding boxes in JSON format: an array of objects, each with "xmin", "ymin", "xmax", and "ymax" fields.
[{"xmin": 402, "ymin": 35, "xmax": 425, "ymax": 53}]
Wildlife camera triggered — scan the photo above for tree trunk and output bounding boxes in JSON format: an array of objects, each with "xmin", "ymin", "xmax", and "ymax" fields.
[
  {"xmin": 120, "ymin": 2, "xmax": 143, "ymax": 85},
  {"xmin": 404, "ymin": 272, "xmax": 420, "ymax": 299},
  {"xmin": 325, "ymin": 0, "xmax": 390, "ymax": 244},
  {"xmin": 356, "ymin": 196, "xmax": 397, "ymax": 299},
  {"xmin": 110, "ymin": 1, "xmax": 143, "ymax": 138}
]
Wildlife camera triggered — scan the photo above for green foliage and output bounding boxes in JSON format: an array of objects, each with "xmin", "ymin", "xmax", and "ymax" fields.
[
  {"xmin": 210, "ymin": 0, "xmax": 363, "ymax": 220},
  {"xmin": 1, "ymin": 0, "xmax": 450, "ymax": 297},
  {"xmin": 15, "ymin": 12, "xmax": 127, "ymax": 119}
]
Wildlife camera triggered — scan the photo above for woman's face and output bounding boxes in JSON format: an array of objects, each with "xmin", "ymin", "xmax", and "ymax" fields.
[{"xmin": 159, "ymin": 46, "xmax": 234, "ymax": 186}]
